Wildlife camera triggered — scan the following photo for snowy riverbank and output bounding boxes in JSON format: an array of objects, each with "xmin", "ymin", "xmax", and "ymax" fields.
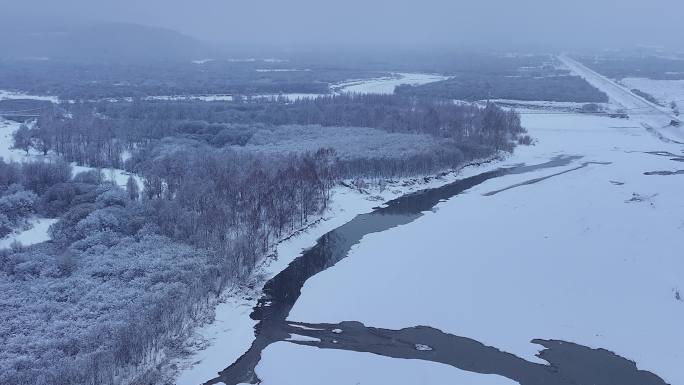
[{"xmin": 171, "ymin": 156, "xmax": 504, "ymax": 385}]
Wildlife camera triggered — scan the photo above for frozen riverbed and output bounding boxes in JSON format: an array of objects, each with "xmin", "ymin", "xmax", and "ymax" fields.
[{"xmin": 268, "ymin": 112, "xmax": 684, "ymax": 385}]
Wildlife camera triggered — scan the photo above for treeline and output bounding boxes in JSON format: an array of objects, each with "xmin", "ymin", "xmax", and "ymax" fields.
[
  {"xmin": 576, "ymin": 54, "xmax": 684, "ymax": 80},
  {"xmin": 22, "ymin": 95, "xmax": 524, "ymax": 172},
  {"xmin": 0, "ymin": 59, "xmax": 385, "ymax": 100},
  {"xmin": 396, "ymin": 74, "xmax": 609, "ymax": 103},
  {"xmin": 94, "ymin": 94, "xmax": 523, "ymax": 144}
]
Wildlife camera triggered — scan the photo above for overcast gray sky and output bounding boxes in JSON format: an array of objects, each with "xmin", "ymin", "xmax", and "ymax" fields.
[{"xmin": 3, "ymin": 0, "xmax": 683, "ymax": 50}]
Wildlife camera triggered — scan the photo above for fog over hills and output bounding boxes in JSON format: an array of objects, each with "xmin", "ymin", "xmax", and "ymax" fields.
[
  {"xmin": 3, "ymin": 0, "xmax": 684, "ymax": 52},
  {"xmin": 0, "ymin": 21, "xmax": 211, "ymax": 63}
]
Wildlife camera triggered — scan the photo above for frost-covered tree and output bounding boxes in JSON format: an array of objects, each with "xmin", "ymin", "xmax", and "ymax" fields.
[
  {"xmin": 126, "ymin": 176, "xmax": 139, "ymax": 201},
  {"xmin": 11, "ymin": 123, "xmax": 32, "ymax": 155}
]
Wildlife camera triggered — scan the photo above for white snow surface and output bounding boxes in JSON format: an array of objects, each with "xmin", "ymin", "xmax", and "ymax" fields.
[
  {"xmin": 0, "ymin": 119, "xmax": 37, "ymax": 162},
  {"xmin": 333, "ymin": 72, "xmax": 448, "ymax": 95},
  {"xmin": 621, "ymin": 77, "xmax": 684, "ymax": 107},
  {"xmin": 71, "ymin": 164, "xmax": 144, "ymax": 191},
  {"xmin": 247, "ymin": 342, "xmax": 516, "ymax": 385},
  {"xmin": 284, "ymin": 112, "xmax": 684, "ymax": 385},
  {"xmin": 0, "ymin": 90, "xmax": 59, "ymax": 103},
  {"xmin": 249, "ymin": 73, "xmax": 449, "ymax": 101},
  {"xmin": 284, "ymin": 334, "xmax": 321, "ymax": 343},
  {"xmin": 255, "ymin": 69, "xmax": 310, "ymax": 73},
  {"xmin": 146, "ymin": 95, "xmax": 234, "ymax": 102},
  {"xmin": 0, "ymin": 217, "xmax": 58, "ymax": 249}
]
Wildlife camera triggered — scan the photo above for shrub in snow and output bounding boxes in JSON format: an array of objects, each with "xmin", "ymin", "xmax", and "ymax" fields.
[
  {"xmin": 0, "ymin": 213, "xmax": 12, "ymax": 238},
  {"xmin": 95, "ymin": 185, "xmax": 128, "ymax": 208},
  {"xmin": 73, "ymin": 208, "xmax": 127, "ymax": 241},
  {"xmin": 73, "ymin": 169, "xmax": 104, "ymax": 184},
  {"xmin": 0, "ymin": 161, "xmax": 22, "ymax": 190},
  {"xmin": 518, "ymin": 135, "xmax": 534, "ymax": 145},
  {"xmin": 39, "ymin": 182, "xmax": 77, "ymax": 216},
  {"xmin": 0, "ymin": 189, "xmax": 37, "ymax": 222},
  {"xmin": 580, "ymin": 103, "xmax": 602, "ymax": 113},
  {"xmin": 21, "ymin": 161, "xmax": 71, "ymax": 194}
]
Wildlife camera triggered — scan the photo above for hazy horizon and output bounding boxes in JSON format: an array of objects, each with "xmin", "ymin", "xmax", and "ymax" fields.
[{"xmin": 2, "ymin": 0, "xmax": 683, "ymax": 52}]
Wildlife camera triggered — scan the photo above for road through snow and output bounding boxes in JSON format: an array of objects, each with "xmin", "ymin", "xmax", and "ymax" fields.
[{"xmin": 559, "ymin": 55, "xmax": 684, "ymax": 143}]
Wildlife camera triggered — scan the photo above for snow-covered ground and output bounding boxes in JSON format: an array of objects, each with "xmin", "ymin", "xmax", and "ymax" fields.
[
  {"xmin": 248, "ymin": 72, "xmax": 449, "ymax": 101},
  {"xmin": 0, "ymin": 119, "xmax": 36, "ymax": 162},
  {"xmin": 332, "ymin": 73, "xmax": 448, "ymax": 95},
  {"xmin": 146, "ymin": 95, "xmax": 234, "ymax": 102},
  {"xmin": 0, "ymin": 217, "xmax": 58, "ymax": 249},
  {"xmin": 0, "ymin": 90, "xmax": 59, "ymax": 103},
  {"xmin": 71, "ymin": 164, "xmax": 144, "ymax": 191},
  {"xmin": 621, "ymin": 77, "xmax": 684, "ymax": 108},
  {"xmin": 269, "ymin": 112, "xmax": 684, "ymax": 385},
  {"xmin": 255, "ymin": 69, "xmax": 311, "ymax": 73},
  {"xmin": 490, "ymin": 99, "xmax": 610, "ymax": 112}
]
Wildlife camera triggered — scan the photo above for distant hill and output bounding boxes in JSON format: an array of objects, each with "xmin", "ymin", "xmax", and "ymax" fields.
[{"xmin": 0, "ymin": 22, "xmax": 212, "ymax": 63}]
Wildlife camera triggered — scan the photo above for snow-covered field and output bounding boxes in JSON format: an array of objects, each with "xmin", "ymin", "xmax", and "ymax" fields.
[
  {"xmin": 490, "ymin": 99, "xmax": 609, "ymax": 111},
  {"xmin": 621, "ymin": 77, "xmax": 684, "ymax": 108},
  {"xmin": 0, "ymin": 217, "xmax": 58, "ymax": 249},
  {"xmin": 146, "ymin": 94, "xmax": 234, "ymax": 102},
  {"xmin": 255, "ymin": 69, "xmax": 310, "ymax": 73},
  {"xmin": 0, "ymin": 119, "xmax": 36, "ymax": 162},
  {"xmin": 260, "ymin": 112, "xmax": 684, "ymax": 385},
  {"xmin": 332, "ymin": 73, "xmax": 448, "ymax": 95},
  {"xmin": 0, "ymin": 90, "xmax": 59, "ymax": 103}
]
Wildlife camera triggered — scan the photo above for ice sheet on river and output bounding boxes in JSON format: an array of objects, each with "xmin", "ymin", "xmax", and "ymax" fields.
[{"xmin": 280, "ymin": 112, "xmax": 684, "ymax": 385}]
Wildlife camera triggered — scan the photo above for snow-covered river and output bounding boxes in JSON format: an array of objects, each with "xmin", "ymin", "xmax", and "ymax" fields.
[{"xmin": 179, "ymin": 100, "xmax": 684, "ymax": 385}]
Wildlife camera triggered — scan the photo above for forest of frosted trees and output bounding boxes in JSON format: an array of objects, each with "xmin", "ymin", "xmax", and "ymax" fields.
[{"xmin": 1, "ymin": 94, "xmax": 527, "ymax": 385}]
